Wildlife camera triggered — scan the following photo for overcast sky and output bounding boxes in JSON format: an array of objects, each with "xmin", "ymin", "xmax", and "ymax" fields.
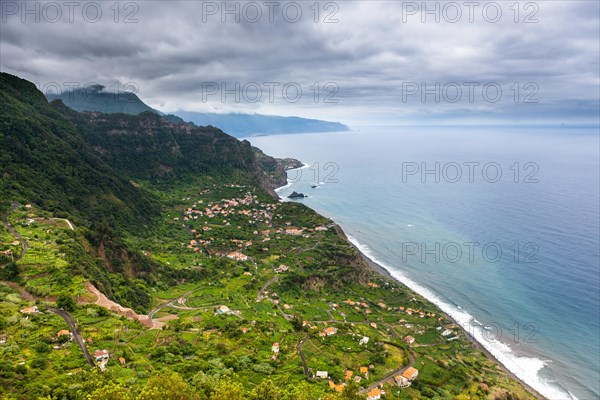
[{"xmin": 1, "ymin": 0, "xmax": 598, "ymax": 125}]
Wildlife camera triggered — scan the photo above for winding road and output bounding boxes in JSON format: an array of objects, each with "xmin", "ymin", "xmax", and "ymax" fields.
[
  {"xmin": 147, "ymin": 286, "xmax": 205, "ymax": 321},
  {"xmin": 359, "ymin": 346, "xmax": 416, "ymax": 395},
  {"xmin": 47, "ymin": 306, "xmax": 95, "ymax": 367}
]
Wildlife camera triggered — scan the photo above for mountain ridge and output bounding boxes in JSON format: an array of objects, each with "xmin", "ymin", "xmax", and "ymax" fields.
[{"xmin": 45, "ymin": 87, "xmax": 350, "ymax": 137}]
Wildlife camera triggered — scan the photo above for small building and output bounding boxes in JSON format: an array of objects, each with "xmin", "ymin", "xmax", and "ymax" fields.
[
  {"xmin": 402, "ymin": 367, "xmax": 419, "ymax": 381},
  {"xmin": 329, "ymin": 380, "xmax": 344, "ymax": 392},
  {"xmin": 359, "ymin": 366, "xmax": 369, "ymax": 377},
  {"xmin": 57, "ymin": 330, "xmax": 72, "ymax": 339},
  {"xmin": 367, "ymin": 387, "xmax": 384, "ymax": 400},
  {"xmin": 321, "ymin": 327, "xmax": 337, "ymax": 337},
  {"xmin": 119, "ymin": 357, "xmax": 126, "ymax": 365},
  {"xmin": 316, "ymin": 371, "xmax": 328, "ymax": 379},
  {"xmin": 345, "ymin": 370, "xmax": 353, "ymax": 381},
  {"xmin": 227, "ymin": 252, "xmax": 248, "ymax": 261},
  {"xmin": 403, "ymin": 335, "xmax": 415, "ymax": 344},
  {"xmin": 359, "ymin": 336, "xmax": 370, "ymax": 345},
  {"xmin": 441, "ymin": 329, "xmax": 453, "ymax": 336},
  {"xmin": 20, "ymin": 306, "xmax": 39, "ymax": 314},
  {"xmin": 94, "ymin": 349, "xmax": 109, "ymax": 362},
  {"xmin": 275, "ymin": 264, "xmax": 289, "ymax": 273},
  {"xmin": 395, "ymin": 374, "xmax": 411, "ymax": 387},
  {"xmin": 216, "ymin": 305, "xmax": 232, "ymax": 315},
  {"xmin": 271, "ymin": 343, "xmax": 280, "ymax": 353}
]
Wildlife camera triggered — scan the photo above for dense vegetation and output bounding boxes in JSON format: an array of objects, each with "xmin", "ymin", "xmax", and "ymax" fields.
[
  {"xmin": 0, "ymin": 73, "xmax": 537, "ymax": 400},
  {"xmin": 0, "ymin": 74, "xmax": 159, "ymax": 227}
]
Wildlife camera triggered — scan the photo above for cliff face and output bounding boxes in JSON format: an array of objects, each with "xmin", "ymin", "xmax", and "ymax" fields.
[
  {"xmin": 252, "ymin": 146, "xmax": 303, "ymax": 190},
  {"xmin": 0, "ymin": 73, "xmax": 160, "ymax": 226},
  {"xmin": 54, "ymin": 102, "xmax": 286, "ymax": 197}
]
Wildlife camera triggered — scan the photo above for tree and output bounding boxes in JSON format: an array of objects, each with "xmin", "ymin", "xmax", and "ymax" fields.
[
  {"xmin": 209, "ymin": 378, "xmax": 245, "ymax": 400},
  {"xmin": 87, "ymin": 384, "xmax": 135, "ymax": 400},
  {"xmin": 282, "ymin": 381, "xmax": 320, "ymax": 400},
  {"xmin": 341, "ymin": 380, "xmax": 363, "ymax": 400},
  {"xmin": 290, "ymin": 314, "xmax": 304, "ymax": 331},
  {"xmin": 248, "ymin": 380, "xmax": 281, "ymax": 400},
  {"xmin": 137, "ymin": 372, "xmax": 199, "ymax": 400},
  {"xmin": 56, "ymin": 294, "xmax": 76, "ymax": 311},
  {"xmin": 0, "ymin": 261, "xmax": 19, "ymax": 281}
]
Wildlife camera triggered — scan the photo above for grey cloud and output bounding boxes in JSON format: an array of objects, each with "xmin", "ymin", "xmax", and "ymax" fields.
[{"xmin": 0, "ymin": 0, "xmax": 598, "ymax": 124}]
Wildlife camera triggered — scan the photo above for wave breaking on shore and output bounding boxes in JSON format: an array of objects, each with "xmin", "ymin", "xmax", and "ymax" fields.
[{"xmin": 346, "ymin": 234, "xmax": 578, "ymax": 400}]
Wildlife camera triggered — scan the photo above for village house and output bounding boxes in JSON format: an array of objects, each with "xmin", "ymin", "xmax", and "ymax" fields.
[
  {"xmin": 319, "ymin": 327, "xmax": 337, "ymax": 337},
  {"xmin": 394, "ymin": 374, "xmax": 411, "ymax": 388},
  {"xmin": 359, "ymin": 336, "xmax": 370, "ymax": 345},
  {"xmin": 285, "ymin": 228, "xmax": 303, "ymax": 235},
  {"xmin": 404, "ymin": 335, "xmax": 415, "ymax": 344},
  {"xmin": 274, "ymin": 264, "xmax": 289, "ymax": 273},
  {"xmin": 328, "ymin": 381, "xmax": 344, "ymax": 392},
  {"xmin": 271, "ymin": 343, "xmax": 280, "ymax": 353},
  {"xmin": 226, "ymin": 251, "xmax": 248, "ymax": 261},
  {"xmin": 94, "ymin": 349, "xmax": 109, "ymax": 362},
  {"xmin": 316, "ymin": 371, "xmax": 328, "ymax": 379},
  {"xmin": 0, "ymin": 249, "xmax": 12, "ymax": 257},
  {"xmin": 119, "ymin": 357, "xmax": 126, "ymax": 365},
  {"xmin": 57, "ymin": 330, "xmax": 72, "ymax": 340},
  {"xmin": 366, "ymin": 387, "xmax": 384, "ymax": 400},
  {"xmin": 345, "ymin": 370, "xmax": 353, "ymax": 381},
  {"xmin": 360, "ymin": 366, "xmax": 369, "ymax": 378},
  {"xmin": 441, "ymin": 328, "xmax": 453, "ymax": 336},
  {"xmin": 20, "ymin": 306, "xmax": 38, "ymax": 314},
  {"xmin": 402, "ymin": 367, "xmax": 419, "ymax": 381},
  {"xmin": 216, "ymin": 305, "xmax": 233, "ymax": 315}
]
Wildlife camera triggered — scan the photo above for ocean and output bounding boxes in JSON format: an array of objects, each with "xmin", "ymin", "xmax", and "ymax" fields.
[{"xmin": 246, "ymin": 126, "xmax": 600, "ymax": 400}]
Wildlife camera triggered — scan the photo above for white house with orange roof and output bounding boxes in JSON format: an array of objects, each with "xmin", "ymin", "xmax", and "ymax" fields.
[
  {"xmin": 402, "ymin": 367, "xmax": 419, "ymax": 381},
  {"xmin": 367, "ymin": 387, "xmax": 384, "ymax": 400}
]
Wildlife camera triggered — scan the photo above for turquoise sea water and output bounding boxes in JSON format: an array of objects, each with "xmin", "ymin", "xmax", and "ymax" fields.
[{"xmin": 247, "ymin": 126, "xmax": 600, "ymax": 400}]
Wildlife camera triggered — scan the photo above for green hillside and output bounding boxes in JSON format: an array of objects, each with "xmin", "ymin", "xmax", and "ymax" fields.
[{"xmin": 0, "ymin": 73, "xmax": 539, "ymax": 400}]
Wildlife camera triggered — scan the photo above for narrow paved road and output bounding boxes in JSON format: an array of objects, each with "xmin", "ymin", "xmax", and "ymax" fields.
[
  {"xmin": 256, "ymin": 276, "xmax": 278, "ymax": 301},
  {"xmin": 1, "ymin": 202, "xmax": 29, "ymax": 260},
  {"xmin": 359, "ymin": 347, "xmax": 416, "ymax": 394},
  {"xmin": 148, "ymin": 286, "xmax": 204, "ymax": 320},
  {"xmin": 297, "ymin": 334, "xmax": 311, "ymax": 379},
  {"xmin": 47, "ymin": 307, "xmax": 95, "ymax": 367}
]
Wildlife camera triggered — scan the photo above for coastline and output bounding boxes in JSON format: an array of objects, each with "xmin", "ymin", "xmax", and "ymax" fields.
[
  {"xmin": 355, "ymin": 243, "xmax": 546, "ymax": 400},
  {"xmin": 276, "ymin": 165, "xmax": 549, "ymax": 400}
]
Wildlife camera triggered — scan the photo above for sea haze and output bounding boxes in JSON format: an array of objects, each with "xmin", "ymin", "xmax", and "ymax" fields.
[{"xmin": 248, "ymin": 126, "xmax": 600, "ymax": 400}]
